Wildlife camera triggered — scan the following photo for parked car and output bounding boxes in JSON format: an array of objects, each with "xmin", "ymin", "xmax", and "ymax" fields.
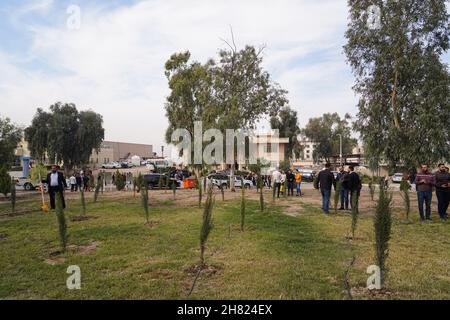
[
  {"xmin": 392, "ymin": 173, "xmax": 404, "ymax": 183},
  {"xmin": 101, "ymin": 161, "xmax": 121, "ymax": 169},
  {"xmin": 207, "ymin": 174, "xmax": 229, "ymax": 189},
  {"xmin": 142, "ymin": 173, "xmax": 180, "ymax": 189},
  {"xmin": 298, "ymin": 169, "xmax": 316, "ymax": 182},
  {"xmin": 234, "ymin": 176, "xmax": 253, "ymax": 189},
  {"xmin": 15, "ymin": 177, "xmax": 38, "ymax": 191}
]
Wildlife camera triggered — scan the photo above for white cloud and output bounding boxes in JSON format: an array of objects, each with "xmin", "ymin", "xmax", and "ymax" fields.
[{"xmin": 0, "ymin": 0, "xmax": 358, "ymax": 151}]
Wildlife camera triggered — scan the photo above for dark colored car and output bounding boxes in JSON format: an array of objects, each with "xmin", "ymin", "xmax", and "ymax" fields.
[
  {"xmin": 299, "ymin": 170, "xmax": 316, "ymax": 183},
  {"xmin": 143, "ymin": 173, "xmax": 179, "ymax": 189}
]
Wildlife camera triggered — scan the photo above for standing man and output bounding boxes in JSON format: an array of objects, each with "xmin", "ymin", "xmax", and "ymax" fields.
[
  {"xmin": 347, "ymin": 166, "xmax": 361, "ymax": 210},
  {"xmin": 314, "ymin": 163, "xmax": 336, "ymax": 214},
  {"xmin": 47, "ymin": 165, "xmax": 67, "ymax": 210},
  {"xmin": 337, "ymin": 166, "xmax": 350, "ymax": 210},
  {"xmin": 414, "ymin": 164, "xmax": 436, "ymax": 221},
  {"xmin": 287, "ymin": 170, "xmax": 295, "ymax": 196},
  {"xmin": 272, "ymin": 168, "xmax": 282, "ymax": 198},
  {"xmin": 435, "ymin": 163, "xmax": 450, "ymax": 221},
  {"xmin": 295, "ymin": 169, "xmax": 302, "ymax": 197}
]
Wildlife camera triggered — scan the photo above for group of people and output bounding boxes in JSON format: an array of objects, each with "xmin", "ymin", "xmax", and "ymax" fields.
[
  {"xmin": 315, "ymin": 164, "xmax": 361, "ymax": 214},
  {"xmin": 271, "ymin": 169, "xmax": 303, "ymax": 198},
  {"xmin": 68, "ymin": 170, "xmax": 94, "ymax": 192},
  {"xmin": 413, "ymin": 163, "xmax": 449, "ymax": 221},
  {"xmin": 313, "ymin": 162, "xmax": 450, "ymax": 221}
]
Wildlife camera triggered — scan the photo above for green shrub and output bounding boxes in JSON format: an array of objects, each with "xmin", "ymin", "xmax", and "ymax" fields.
[
  {"xmin": 350, "ymin": 190, "xmax": 360, "ymax": 238},
  {"xmin": 0, "ymin": 166, "xmax": 11, "ymax": 197},
  {"xmin": 374, "ymin": 187, "xmax": 392, "ymax": 286},
  {"xmin": 400, "ymin": 180, "xmax": 410, "ymax": 219},
  {"xmin": 141, "ymin": 184, "xmax": 149, "ymax": 223},
  {"xmin": 10, "ymin": 179, "xmax": 16, "ymax": 213},
  {"xmin": 200, "ymin": 186, "xmax": 214, "ymax": 265},
  {"xmin": 240, "ymin": 179, "xmax": 246, "ymax": 232},
  {"xmin": 115, "ymin": 170, "xmax": 125, "ymax": 191},
  {"xmin": 55, "ymin": 192, "xmax": 68, "ymax": 252}
]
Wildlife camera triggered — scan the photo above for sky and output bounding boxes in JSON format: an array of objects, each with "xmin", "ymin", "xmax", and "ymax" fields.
[{"xmin": 0, "ymin": 0, "xmax": 449, "ymax": 155}]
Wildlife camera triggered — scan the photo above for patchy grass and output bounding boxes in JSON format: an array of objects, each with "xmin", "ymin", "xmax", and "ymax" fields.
[{"xmin": 0, "ymin": 191, "xmax": 449, "ymax": 299}]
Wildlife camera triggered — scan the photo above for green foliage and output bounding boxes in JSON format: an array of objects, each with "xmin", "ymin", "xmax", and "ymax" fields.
[
  {"xmin": 0, "ymin": 117, "xmax": 22, "ymax": 166},
  {"xmin": 0, "ymin": 166, "xmax": 12, "ymax": 197},
  {"xmin": 270, "ymin": 106, "xmax": 302, "ymax": 160},
  {"xmin": 368, "ymin": 178, "xmax": 376, "ymax": 201},
  {"xmin": 344, "ymin": 0, "xmax": 450, "ymax": 169},
  {"xmin": 302, "ymin": 113, "xmax": 357, "ymax": 163},
  {"xmin": 240, "ymin": 179, "xmax": 246, "ymax": 232},
  {"xmin": 350, "ymin": 190, "xmax": 360, "ymax": 238},
  {"xmin": 197, "ymin": 174, "xmax": 203, "ymax": 208},
  {"xmin": 373, "ymin": 186, "xmax": 393, "ymax": 286},
  {"xmin": 80, "ymin": 180, "xmax": 86, "ymax": 216},
  {"xmin": 55, "ymin": 192, "xmax": 68, "ymax": 252},
  {"xmin": 115, "ymin": 170, "xmax": 125, "ymax": 191},
  {"xmin": 25, "ymin": 103, "xmax": 104, "ymax": 170},
  {"xmin": 200, "ymin": 186, "xmax": 214, "ymax": 265},
  {"xmin": 334, "ymin": 180, "xmax": 342, "ymax": 214},
  {"xmin": 278, "ymin": 160, "xmax": 291, "ymax": 173},
  {"xmin": 10, "ymin": 179, "xmax": 16, "ymax": 213},
  {"xmin": 400, "ymin": 180, "xmax": 410, "ymax": 219},
  {"xmin": 94, "ymin": 174, "xmax": 103, "ymax": 203},
  {"xmin": 259, "ymin": 189, "xmax": 264, "ymax": 212},
  {"xmin": 141, "ymin": 184, "xmax": 149, "ymax": 224},
  {"xmin": 29, "ymin": 164, "xmax": 48, "ymax": 184},
  {"xmin": 133, "ymin": 173, "xmax": 144, "ymax": 194}
]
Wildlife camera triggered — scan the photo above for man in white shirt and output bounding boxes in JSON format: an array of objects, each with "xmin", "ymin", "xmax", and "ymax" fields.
[
  {"xmin": 46, "ymin": 165, "xmax": 67, "ymax": 210},
  {"xmin": 272, "ymin": 168, "xmax": 282, "ymax": 198}
]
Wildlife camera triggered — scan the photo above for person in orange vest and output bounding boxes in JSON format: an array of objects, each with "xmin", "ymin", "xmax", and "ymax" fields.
[{"xmin": 295, "ymin": 169, "xmax": 302, "ymax": 196}]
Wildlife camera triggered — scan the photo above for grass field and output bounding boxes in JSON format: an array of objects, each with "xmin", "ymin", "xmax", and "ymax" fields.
[{"xmin": 0, "ymin": 190, "xmax": 450, "ymax": 300}]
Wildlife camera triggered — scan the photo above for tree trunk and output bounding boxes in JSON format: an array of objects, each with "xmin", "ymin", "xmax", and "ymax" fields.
[{"xmin": 230, "ymin": 166, "xmax": 236, "ymax": 192}]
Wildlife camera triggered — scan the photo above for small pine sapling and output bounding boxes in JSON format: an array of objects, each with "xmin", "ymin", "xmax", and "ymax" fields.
[
  {"xmin": 334, "ymin": 180, "xmax": 342, "ymax": 214},
  {"xmin": 373, "ymin": 187, "xmax": 392, "ymax": 288},
  {"xmin": 55, "ymin": 192, "xmax": 68, "ymax": 252},
  {"xmin": 10, "ymin": 179, "xmax": 16, "ymax": 214},
  {"xmin": 350, "ymin": 190, "xmax": 359, "ymax": 238},
  {"xmin": 240, "ymin": 178, "xmax": 246, "ymax": 232},
  {"xmin": 200, "ymin": 186, "xmax": 214, "ymax": 265},
  {"xmin": 141, "ymin": 183, "xmax": 149, "ymax": 224},
  {"xmin": 399, "ymin": 180, "xmax": 410, "ymax": 220}
]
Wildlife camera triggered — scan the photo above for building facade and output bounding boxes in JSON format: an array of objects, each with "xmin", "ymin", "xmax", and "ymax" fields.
[{"xmin": 90, "ymin": 141, "xmax": 154, "ymax": 165}]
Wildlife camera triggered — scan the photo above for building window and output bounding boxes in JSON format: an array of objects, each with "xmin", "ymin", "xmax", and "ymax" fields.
[{"xmin": 266, "ymin": 143, "xmax": 272, "ymax": 154}]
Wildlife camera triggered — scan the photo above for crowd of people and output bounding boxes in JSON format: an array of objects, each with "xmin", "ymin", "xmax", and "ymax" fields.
[
  {"xmin": 309, "ymin": 162, "xmax": 449, "ymax": 221},
  {"xmin": 45, "ymin": 161, "xmax": 449, "ymax": 221}
]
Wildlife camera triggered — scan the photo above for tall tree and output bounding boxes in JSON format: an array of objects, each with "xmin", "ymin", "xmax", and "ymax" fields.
[
  {"xmin": 270, "ymin": 106, "xmax": 302, "ymax": 160},
  {"xmin": 212, "ymin": 41, "xmax": 289, "ymax": 190},
  {"xmin": 344, "ymin": 0, "xmax": 450, "ymax": 169},
  {"xmin": 0, "ymin": 116, "xmax": 22, "ymax": 166},
  {"xmin": 25, "ymin": 103, "xmax": 104, "ymax": 171},
  {"xmin": 302, "ymin": 113, "xmax": 357, "ymax": 163}
]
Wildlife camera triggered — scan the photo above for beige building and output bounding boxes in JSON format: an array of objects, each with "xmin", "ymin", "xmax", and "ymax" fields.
[{"xmin": 90, "ymin": 141, "xmax": 154, "ymax": 165}]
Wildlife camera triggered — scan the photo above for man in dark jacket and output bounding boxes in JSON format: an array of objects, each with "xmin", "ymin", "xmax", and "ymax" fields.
[
  {"xmin": 46, "ymin": 165, "xmax": 67, "ymax": 210},
  {"xmin": 286, "ymin": 170, "xmax": 295, "ymax": 196},
  {"xmin": 315, "ymin": 163, "xmax": 336, "ymax": 214},
  {"xmin": 414, "ymin": 164, "xmax": 436, "ymax": 221},
  {"xmin": 347, "ymin": 165, "xmax": 361, "ymax": 210},
  {"xmin": 337, "ymin": 166, "xmax": 350, "ymax": 210},
  {"xmin": 435, "ymin": 163, "xmax": 450, "ymax": 220}
]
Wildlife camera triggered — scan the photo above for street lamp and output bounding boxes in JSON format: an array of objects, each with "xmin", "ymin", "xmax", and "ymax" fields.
[{"xmin": 337, "ymin": 134, "xmax": 343, "ymax": 167}]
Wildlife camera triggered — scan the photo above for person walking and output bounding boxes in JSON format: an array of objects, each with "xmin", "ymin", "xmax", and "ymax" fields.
[
  {"xmin": 347, "ymin": 166, "xmax": 361, "ymax": 210},
  {"xmin": 272, "ymin": 168, "xmax": 282, "ymax": 198},
  {"xmin": 314, "ymin": 163, "xmax": 336, "ymax": 214},
  {"xmin": 337, "ymin": 166, "xmax": 350, "ymax": 210},
  {"xmin": 414, "ymin": 164, "xmax": 436, "ymax": 221},
  {"xmin": 287, "ymin": 170, "xmax": 295, "ymax": 196},
  {"xmin": 46, "ymin": 165, "xmax": 67, "ymax": 210},
  {"xmin": 435, "ymin": 163, "xmax": 450, "ymax": 221},
  {"xmin": 295, "ymin": 169, "xmax": 302, "ymax": 196},
  {"xmin": 69, "ymin": 173, "xmax": 77, "ymax": 192}
]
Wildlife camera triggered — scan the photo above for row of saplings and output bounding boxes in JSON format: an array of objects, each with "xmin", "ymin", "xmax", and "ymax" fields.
[{"xmin": 4, "ymin": 165, "xmax": 396, "ymax": 297}]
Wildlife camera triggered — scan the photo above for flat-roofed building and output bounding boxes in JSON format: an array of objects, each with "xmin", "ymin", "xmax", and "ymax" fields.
[{"xmin": 90, "ymin": 141, "xmax": 153, "ymax": 166}]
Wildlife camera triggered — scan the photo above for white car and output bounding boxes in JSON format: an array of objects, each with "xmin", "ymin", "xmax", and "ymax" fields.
[
  {"xmin": 101, "ymin": 161, "xmax": 121, "ymax": 169},
  {"xmin": 234, "ymin": 176, "xmax": 253, "ymax": 189},
  {"xmin": 15, "ymin": 177, "xmax": 37, "ymax": 191},
  {"xmin": 392, "ymin": 173, "xmax": 404, "ymax": 183}
]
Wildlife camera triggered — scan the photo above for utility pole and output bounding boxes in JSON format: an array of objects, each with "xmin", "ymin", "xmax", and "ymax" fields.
[{"xmin": 161, "ymin": 146, "xmax": 164, "ymax": 158}]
